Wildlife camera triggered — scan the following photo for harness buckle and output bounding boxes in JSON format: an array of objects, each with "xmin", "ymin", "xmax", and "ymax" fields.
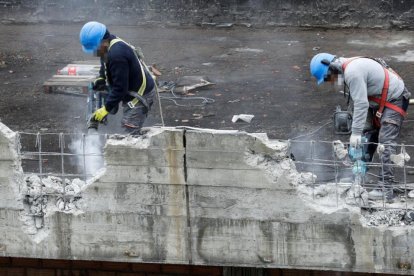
[
  {"xmin": 375, "ymin": 111, "xmax": 382, "ymax": 118},
  {"xmin": 127, "ymin": 101, "xmax": 135, "ymax": 109}
]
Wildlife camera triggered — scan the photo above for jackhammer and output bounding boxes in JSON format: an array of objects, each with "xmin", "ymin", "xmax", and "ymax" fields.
[
  {"xmin": 332, "ymin": 105, "xmax": 379, "ymax": 205},
  {"xmin": 87, "ymin": 83, "xmax": 105, "ymax": 132},
  {"xmin": 86, "ymin": 83, "xmax": 150, "ymax": 134},
  {"xmin": 86, "ymin": 83, "xmax": 118, "ymax": 133},
  {"xmin": 348, "ymin": 136, "xmax": 369, "ymax": 175},
  {"xmin": 332, "ymin": 105, "xmax": 375, "ymax": 163}
]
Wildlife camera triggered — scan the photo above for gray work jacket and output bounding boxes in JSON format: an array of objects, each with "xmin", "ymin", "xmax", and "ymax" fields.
[{"xmin": 341, "ymin": 57, "xmax": 405, "ymax": 135}]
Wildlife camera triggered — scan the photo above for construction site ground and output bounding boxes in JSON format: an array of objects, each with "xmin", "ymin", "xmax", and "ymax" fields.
[
  {"xmin": 2, "ymin": 23, "xmax": 414, "ymax": 170},
  {"xmin": 0, "ymin": 24, "xmax": 413, "ymax": 137}
]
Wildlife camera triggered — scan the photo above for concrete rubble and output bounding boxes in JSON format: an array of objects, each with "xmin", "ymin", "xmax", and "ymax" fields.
[
  {"xmin": 297, "ymin": 174, "xmax": 414, "ymax": 225},
  {"xmin": 362, "ymin": 209, "xmax": 408, "ymax": 227},
  {"xmin": 20, "ymin": 174, "xmax": 87, "ymax": 239},
  {"xmin": 23, "ymin": 174, "xmax": 85, "ymax": 213},
  {"xmin": 232, "ymin": 114, "xmax": 255, "ymax": 123}
]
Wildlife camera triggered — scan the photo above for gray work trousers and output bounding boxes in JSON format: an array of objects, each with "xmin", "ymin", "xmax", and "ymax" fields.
[
  {"xmin": 370, "ymin": 88, "xmax": 409, "ymax": 184},
  {"xmin": 121, "ymin": 89, "xmax": 155, "ymax": 135}
]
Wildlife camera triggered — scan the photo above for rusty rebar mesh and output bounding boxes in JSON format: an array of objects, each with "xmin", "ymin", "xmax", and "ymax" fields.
[
  {"xmin": 17, "ymin": 132, "xmax": 107, "ymax": 180},
  {"xmin": 290, "ymin": 139, "xmax": 414, "ymax": 214},
  {"xmin": 15, "ymin": 132, "xmax": 414, "ymax": 225}
]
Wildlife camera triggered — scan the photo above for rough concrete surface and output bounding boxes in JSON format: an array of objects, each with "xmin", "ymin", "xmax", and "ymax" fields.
[{"xmin": 1, "ymin": 122, "xmax": 414, "ymax": 274}]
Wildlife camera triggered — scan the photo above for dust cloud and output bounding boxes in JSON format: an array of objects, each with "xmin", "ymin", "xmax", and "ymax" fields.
[{"xmin": 68, "ymin": 130, "xmax": 105, "ymax": 179}]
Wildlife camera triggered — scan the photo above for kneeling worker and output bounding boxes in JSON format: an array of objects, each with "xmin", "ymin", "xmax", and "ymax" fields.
[{"xmin": 310, "ymin": 53, "xmax": 410, "ymax": 202}]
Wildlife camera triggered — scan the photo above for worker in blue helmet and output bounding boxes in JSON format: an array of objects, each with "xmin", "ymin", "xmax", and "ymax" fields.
[
  {"xmin": 79, "ymin": 21, "xmax": 155, "ymax": 135},
  {"xmin": 310, "ymin": 53, "xmax": 410, "ymax": 203}
]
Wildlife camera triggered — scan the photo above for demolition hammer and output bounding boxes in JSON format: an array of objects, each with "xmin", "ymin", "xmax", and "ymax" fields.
[{"xmin": 86, "ymin": 83, "xmax": 109, "ymax": 132}]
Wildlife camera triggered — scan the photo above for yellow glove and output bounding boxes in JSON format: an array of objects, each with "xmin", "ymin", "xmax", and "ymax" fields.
[{"xmin": 93, "ymin": 106, "xmax": 109, "ymax": 122}]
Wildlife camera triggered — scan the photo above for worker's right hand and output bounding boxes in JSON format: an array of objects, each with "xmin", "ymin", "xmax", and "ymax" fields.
[
  {"xmin": 92, "ymin": 77, "xmax": 106, "ymax": 91},
  {"xmin": 349, "ymin": 134, "xmax": 362, "ymax": 148},
  {"xmin": 93, "ymin": 106, "xmax": 109, "ymax": 122}
]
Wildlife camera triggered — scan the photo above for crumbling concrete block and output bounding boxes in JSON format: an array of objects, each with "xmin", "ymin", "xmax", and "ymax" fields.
[
  {"xmin": 1, "ymin": 123, "xmax": 414, "ymax": 274},
  {"xmin": 0, "ymin": 123, "xmax": 24, "ymax": 209}
]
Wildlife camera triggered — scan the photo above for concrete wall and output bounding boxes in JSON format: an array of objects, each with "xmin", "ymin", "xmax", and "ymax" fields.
[
  {"xmin": 1, "ymin": 0, "xmax": 414, "ymax": 29},
  {"xmin": 0, "ymin": 123, "xmax": 24, "ymax": 230},
  {"xmin": 1, "ymin": 122, "xmax": 414, "ymax": 275}
]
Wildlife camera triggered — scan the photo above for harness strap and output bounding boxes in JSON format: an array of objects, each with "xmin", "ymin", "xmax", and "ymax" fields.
[
  {"xmin": 368, "ymin": 95, "xmax": 407, "ymax": 117},
  {"xmin": 128, "ymin": 91, "xmax": 150, "ymax": 111},
  {"xmin": 341, "ymin": 57, "xmax": 361, "ymax": 71},
  {"xmin": 342, "ymin": 57, "xmax": 407, "ymax": 125},
  {"xmin": 376, "ymin": 67, "xmax": 390, "ymax": 119},
  {"xmin": 108, "ymin": 38, "xmax": 148, "ymax": 108}
]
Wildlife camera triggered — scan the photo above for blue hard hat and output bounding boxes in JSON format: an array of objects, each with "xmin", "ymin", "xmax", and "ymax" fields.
[
  {"xmin": 79, "ymin": 21, "xmax": 107, "ymax": 54},
  {"xmin": 310, "ymin": 53, "xmax": 335, "ymax": 85}
]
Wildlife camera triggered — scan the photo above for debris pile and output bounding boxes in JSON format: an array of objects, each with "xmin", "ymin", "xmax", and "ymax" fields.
[
  {"xmin": 344, "ymin": 184, "xmax": 368, "ymax": 206},
  {"xmin": 244, "ymin": 139, "xmax": 315, "ymax": 187},
  {"xmin": 158, "ymin": 76, "xmax": 214, "ymax": 95},
  {"xmin": 362, "ymin": 209, "xmax": 408, "ymax": 227},
  {"xmin": 23, "ymin": 174, "xmax": 85, "ymax": 217}
]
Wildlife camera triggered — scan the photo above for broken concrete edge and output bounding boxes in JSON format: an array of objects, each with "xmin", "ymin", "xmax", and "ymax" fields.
[
  {"xmin": 0, "ymin": 122, "xmax": 97, "ymax": 241},
  {"xmin": 0, "ymin": 122, "xmax": 24, "ymax": 203},
  {"xmin": 1, "ymin": 121, "xmax": 414, "ymax": 245},
  {"xmin": 93, "ymin": 126, "xmax": 414, "ymax": 230},
  {"xmin": 0, "ymin": 121, "xmax": 20, "ymax": 162}
]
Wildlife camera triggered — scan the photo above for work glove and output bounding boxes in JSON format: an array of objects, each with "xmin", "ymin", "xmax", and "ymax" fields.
[
  {"xmin": 333, "ymin": 140, "xmax": 347, "ymax": 160},
  {"xmin": 349, "ymin": 134, "xmax": 362, "ymax": 148},
  {"xmin": 93, "ymin": 106, "xmax": 109, "ymax": 122},
  {"xmin": 92, "ymin": 77, "xmax": 106, "ymax": 91},
  {"xmin": 377, "ymin": 143, "xmax": 385, "ymax": 155}
]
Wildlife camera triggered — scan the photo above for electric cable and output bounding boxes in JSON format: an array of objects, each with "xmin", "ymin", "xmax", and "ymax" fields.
[
  {"xmin": 154, "ymin": 83, "xmax": 165, "ymax": 126},
  {"xmin": 157, "ymin": 82, "xmax": 215, "ymax": 107},
  {"xmin": 290, "ymin": 121, "xmax": 332, "ymax": 140}
]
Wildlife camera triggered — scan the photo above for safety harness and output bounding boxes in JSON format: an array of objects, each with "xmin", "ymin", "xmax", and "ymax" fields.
[
  {"xmin": 342, "ymin": 57, "xmax": 407, "ymax": 128},
  {"xmin": 108, "ymin": 38, "xmax": 154, "ymax": 110}
]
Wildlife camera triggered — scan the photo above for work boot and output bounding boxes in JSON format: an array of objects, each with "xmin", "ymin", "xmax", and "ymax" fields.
[{"xmin": 368, "ymin": 187, "xmax": 394, "ymax": 203}]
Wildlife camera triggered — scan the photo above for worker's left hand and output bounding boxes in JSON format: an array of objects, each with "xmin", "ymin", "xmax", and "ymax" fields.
[
  {"xmin": 349, "ymin": 134, "xmax": 362, "ymax": 148},
  {"xmin": 93, "ymin": 106, "xmax": 109, "ymax": 122},
  {"xmin": 92, "ymin": 78, "xmax": 106, "ymax": 91}
]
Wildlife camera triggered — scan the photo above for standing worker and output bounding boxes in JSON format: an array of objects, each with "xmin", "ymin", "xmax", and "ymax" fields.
[
  {"xmin": 310, "ymin": 53, "xmax": 410, "ymax": 202},
  {"xmin": 79, "ymin": 21, "xmax": 155, "ymax": 135}
]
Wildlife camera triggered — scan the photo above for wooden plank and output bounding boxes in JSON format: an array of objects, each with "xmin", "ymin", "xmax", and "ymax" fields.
[
  {"xmin": 48, "ymin": 75, "xmax": 96, "ymax": 79},
  {"xmin": 43, "ymin": 81, "xmax": 91, "ymax": 86},
  {"xmin": 43, "ymin": 75, "xmax": 95, "ymax": 87},
  {"xmin": 71, "ymin": 60, "xmax": 100, "ymax": 65},
  {"xmin": 65, "ymin": 63, "xmax": 100, "ymax": 67},
  {"xmin": 44, "ymin": 77, "xmax": 93, "ymax": 83},
  {"xmin": 45, "ymin": 78, "xmax": 94, "ymax": 83},
  {"xmin": 44, "ymin": 88, "xmax": 87, "ymax": 97},
  {"xmin": 43, "ymin": 62, "xmax": 100, "ymax": 95}
]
